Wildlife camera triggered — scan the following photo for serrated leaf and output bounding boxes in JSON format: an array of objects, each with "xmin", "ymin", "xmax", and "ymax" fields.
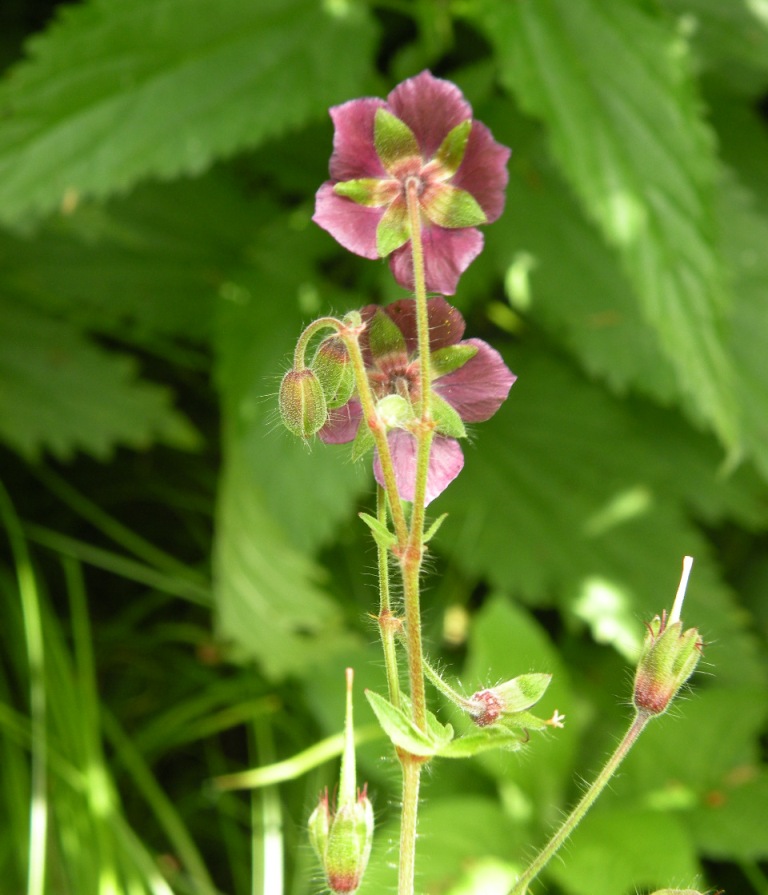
[
  {"xmin": 437, "ymin": 348, "xmax": 768, "ymax": 690},
  {"xmin": 469, "ymin": 0, "xmax": 739, "ymax": 449},
  {"xmin": 0, "ymin": 297, "xmax": 198, "ymax": 460},
  {"xmin": 0, "ymin": 0, "xmax": 377, "ymax": 225},
  {"xmin": 365, "ymin": 690, "xmax": 444, "ymax": 757}
]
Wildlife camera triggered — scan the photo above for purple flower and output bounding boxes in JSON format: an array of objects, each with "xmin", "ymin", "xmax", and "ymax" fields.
[
  {"xmin": 319, "ymin": 297, "xmax": 516, "ymax": 504},
  {"xmin": 313, "ymin": 71, "xmax": 510, "ymax": 296}
]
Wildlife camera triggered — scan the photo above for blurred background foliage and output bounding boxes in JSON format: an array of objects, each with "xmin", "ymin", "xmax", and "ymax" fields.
[{"xmin": 1, "ymin": 0, "xmax": 767, "ymax": 893}]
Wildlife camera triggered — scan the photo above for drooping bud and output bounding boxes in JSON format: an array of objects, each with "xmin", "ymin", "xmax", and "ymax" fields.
[
  {"xmin": 279, "ymin": 368, "xmax": 327, "ymax": 438},
  {"xmin": 312, "ymin": 335, "xmax": 355, "ymax": 409},
  {"xmin": 633, "ymin": 556, "xmax": 703, "ymax": 717},
  {"xmin": 468, "ymin": 673, "xmax": 553, "ymax": 728},
  {"xmin": 309, "ymin": 668, "xmax": 374, "ymax": 895}
]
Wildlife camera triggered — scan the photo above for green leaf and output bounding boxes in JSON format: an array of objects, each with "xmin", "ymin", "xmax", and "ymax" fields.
[
  {"xmin": 469, "ymin": 0, "xmax": 739, "ymax": 449},
  {"xmin": 358, "ymin": 513, "xmax": 396, "ymax": 550},
  {"xmin": 374, "ymin": 108, "xmax": 420, "ymax": 170},
  {"xmin": 423, "ymin": 512, "xmax": 448, "ymax": 543},
  {"xmin": 0, "ymin": 0, "xmax": 378, "ymax": 226},
  {"xmin": 0, "ymin": 297, "xmax": 198, "ymax": 460},
  {"xmin": 545, "ymin": 806, "xmax": 700, "ymax": 895},
  {"xmin": 365, "ymin": 690, "xmax": 449, "ymax": 757},
  {"xmin": 436, "ymin": 725, "xmax": 526, "ymax": 758},
  {"xmin": 437, "ymin": 348, "xmax": 768, "ymax": 690}
]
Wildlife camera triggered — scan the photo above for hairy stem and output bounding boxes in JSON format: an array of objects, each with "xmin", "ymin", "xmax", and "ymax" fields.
[{"xmin": 509, "ymin": 711, "xmax": 652, "ymax": 895}]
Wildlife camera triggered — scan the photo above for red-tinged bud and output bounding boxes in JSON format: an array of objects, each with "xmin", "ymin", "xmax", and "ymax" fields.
[
  {"xmin": 279, "ymin": 368, "xmax": 327, "ymax": 438},
  {"xmin": 309, "ymin": 669, "xmax": 374, "ymax": 894},
  {"xmin": 312, "ymin": 335, "xmax": 355, "ymax": 409},
  {"xmin": 633, "ymin": 616, "xmax": 702, "ymax": 715},
  {"xmin": 469, "ymin": 673, "xmax": 553, "ymax": 727},
  {"xmin": 633, "ymin": 556, "xmax": 703, "ymax": 716}
]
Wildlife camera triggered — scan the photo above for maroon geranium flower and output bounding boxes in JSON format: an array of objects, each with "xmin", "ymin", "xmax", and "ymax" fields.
[
  {"xmin": 318, "ymin": 297, "xmax": 516, "ymax": 504},
  {"xmin": 313, "ymin": 71, "xmax": 510, "ymax": 296}
]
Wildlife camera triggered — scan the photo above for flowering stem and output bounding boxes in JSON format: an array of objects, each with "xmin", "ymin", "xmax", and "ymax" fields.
[
  {"xmin": 376, "ymin": 485, "xmax": 401, "ymax": 710},
  {"xmin": 339, "ymin": 330, "xmax": 409, "ymax": 547},
  {"xmin": 393, "ymin": 177, "xmax": 436, "ymax": 895},
  {"xmin": 292, "ymin": 315, "xmax": 344, "ymax": 369},
  {"xmin": 509, "ymin": 710, "xmax": 652, "ymax": 895}
]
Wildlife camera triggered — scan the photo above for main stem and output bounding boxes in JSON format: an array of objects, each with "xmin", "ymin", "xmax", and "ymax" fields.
[
  {"xmin": 508, "ymin": 711, "xmax": 652, "ymax": 895},
  {"xmin": 397, "ymin": 178, "xmax": 433, "ymax": 895}
]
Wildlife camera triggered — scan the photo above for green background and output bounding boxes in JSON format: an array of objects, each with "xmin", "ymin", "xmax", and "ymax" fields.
[{"xmin": 1, "ymin": 1, "xmax": 767, "ymax": 893}]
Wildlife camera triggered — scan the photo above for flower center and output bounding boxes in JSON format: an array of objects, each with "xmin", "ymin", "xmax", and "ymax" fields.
[{"xmin": 368, "ymin": 353, "xmax": 421, "ymax": 404}]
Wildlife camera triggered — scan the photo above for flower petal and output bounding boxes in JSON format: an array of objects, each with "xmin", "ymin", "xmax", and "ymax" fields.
[
  {"xmin": 387, "ymin": 71, "xmax": 472, "ymax": 160},
  {"xmin": 433, "ymin": 338, "xmax": 516, "ymax": 422},
  {"xmin": 452, "ymin": 120, "xmax": 511, "ymax": 223},
  {"xmin": 379, "ymin": 296, "xmax": 466, "ymax": 356},
  {"xmin": 318, "ymin": 399, "xmax": 362, "ymax": 444},
  {"xmin": 373, "ymin": 430, "xmax": 464, "ymax": 504},
  {"xmin": 328, "ymin": 98, "xmax": 388, "ymax": 181},
  {"xmin": 313, "ymin": 182, "xmax": 382, "ymax": 259},
  {"xmin": 389, "ymin": 226, "xmax": 484, "ymax": 295}
]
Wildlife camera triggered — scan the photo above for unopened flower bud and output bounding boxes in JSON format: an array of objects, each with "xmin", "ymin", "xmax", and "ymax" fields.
[
  {"xmin": 469, "ymin": 672, "xmax": 552, "ymax": 727},
  {"xmin": 279, "ymin": 368, "xmax": 327, "ymax": 438},
  {"xmin": 633, "ymin": 556, "xmax": 703, "ymax": 716},
  {"xmin": 309, "ymin": 669, "xmax": 373, "ymax": 894},
  {"xmin": 312, "ymin": 335, "xmax": 355, "ymax": 409}
]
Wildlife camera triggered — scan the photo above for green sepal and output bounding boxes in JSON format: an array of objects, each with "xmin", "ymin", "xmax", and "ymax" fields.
[
  {"xmin": 423, "ymin": 513, "xmax": 448, "ymax": 544},
  {"xmin": 431, "ymin": 392, "xmax": 466, "ymax": 438},
  {"xmin": 358, "ymin": 512, "xmax": 396, "ymax": 550},
  {"xmin": 376, "ymin": 200, "xmax": 410, "ymax": 257},
  {"xmin": 374, "ymin": 108, "xmax": 420, "ymax": 170},
  {"xmin": 497, "ymin": 710, "xmax": 549, "ymax": 732},
  {"xmin": 494, "ymin": 673, "xmax": 552, "ymax": 714},
  {"xmin": 376, "ymin": 394, "xmax": 412, "ymax": 429},
  {"xmin": 334, "ymin": 178, "xmax": 396, "ymax": 207},
  {"xmin": 423, "ymin": 183, "xmax": 487, "ymax": 229},
  {"xmin": 365, "ymin": 690, "xmax": 453, "ymax": 757},
  {"xmin": 436, "ymin": 725, "xmax": 527, "ymax": 758},
  {"xmin": 431, "ymin": 343, "xmax": 478, "ymax": 378},
  {"xmin": 433, "ymin": 119, "xmax": 472, "ymax": 177},
  {"xmin": 350, "ymin": 420, "xmax": 374, "ymax": 462},
  {"xmin": 367, "ymin": 308, "xmax": 407, "ymax": 358}
]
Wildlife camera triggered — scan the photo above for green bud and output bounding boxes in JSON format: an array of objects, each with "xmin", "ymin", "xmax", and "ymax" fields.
[
  {"xmin": 312, "ymin": 336, "xmax": 355, "ymax": 409},
  {"xmin": 309, "ymin": 669, "xmax": 374, "ymax": 895},
  {"xmin": 633, "ymin": 556, "xmax": 703, "ymax": 716},
  {"xmin": 279, "ymin": 368, "xmax": 327, "ymax": 438}
]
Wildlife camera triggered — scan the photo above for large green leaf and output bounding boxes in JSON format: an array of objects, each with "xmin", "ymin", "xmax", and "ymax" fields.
[
  {"xmin": 467, "ymin": 0, "xmax": 739, "ymax": 448},
  {"xmin": 0, "ymin": 0, "xmax": 377, "ymax": 226},
  {"xmin": 212, "ymin": 217, "xmax": 369, "ymax": 675},
  {"xmin": 545, "ymin": 806, "xmax": 700, "ymax": 895},
  {"xmin": 435, "ymin": 347, "xmax": 768, "ymax": 688},
  {"xmin": 0, "ymin": 296, "xmax": 198, "ymax": 460}
]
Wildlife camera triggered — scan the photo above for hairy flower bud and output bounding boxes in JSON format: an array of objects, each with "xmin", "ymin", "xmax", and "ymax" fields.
[
  {"xmin": 633, "ymin": 556, "xmax": 703, "ymax": 716},
  {"xmin": 279, "ymin": 368, "xmax": 327, "ymax": 438},
  {"xmin": 312, "ymin": 335, "xmax": 355, "ymax": 409},
  {"xmin": 633, "ymin": 614, "xmax": 702, "ymax": 715},
  {"xmin": 309, "ymin": 669, "xmax": 373, "ymax": 894}
]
